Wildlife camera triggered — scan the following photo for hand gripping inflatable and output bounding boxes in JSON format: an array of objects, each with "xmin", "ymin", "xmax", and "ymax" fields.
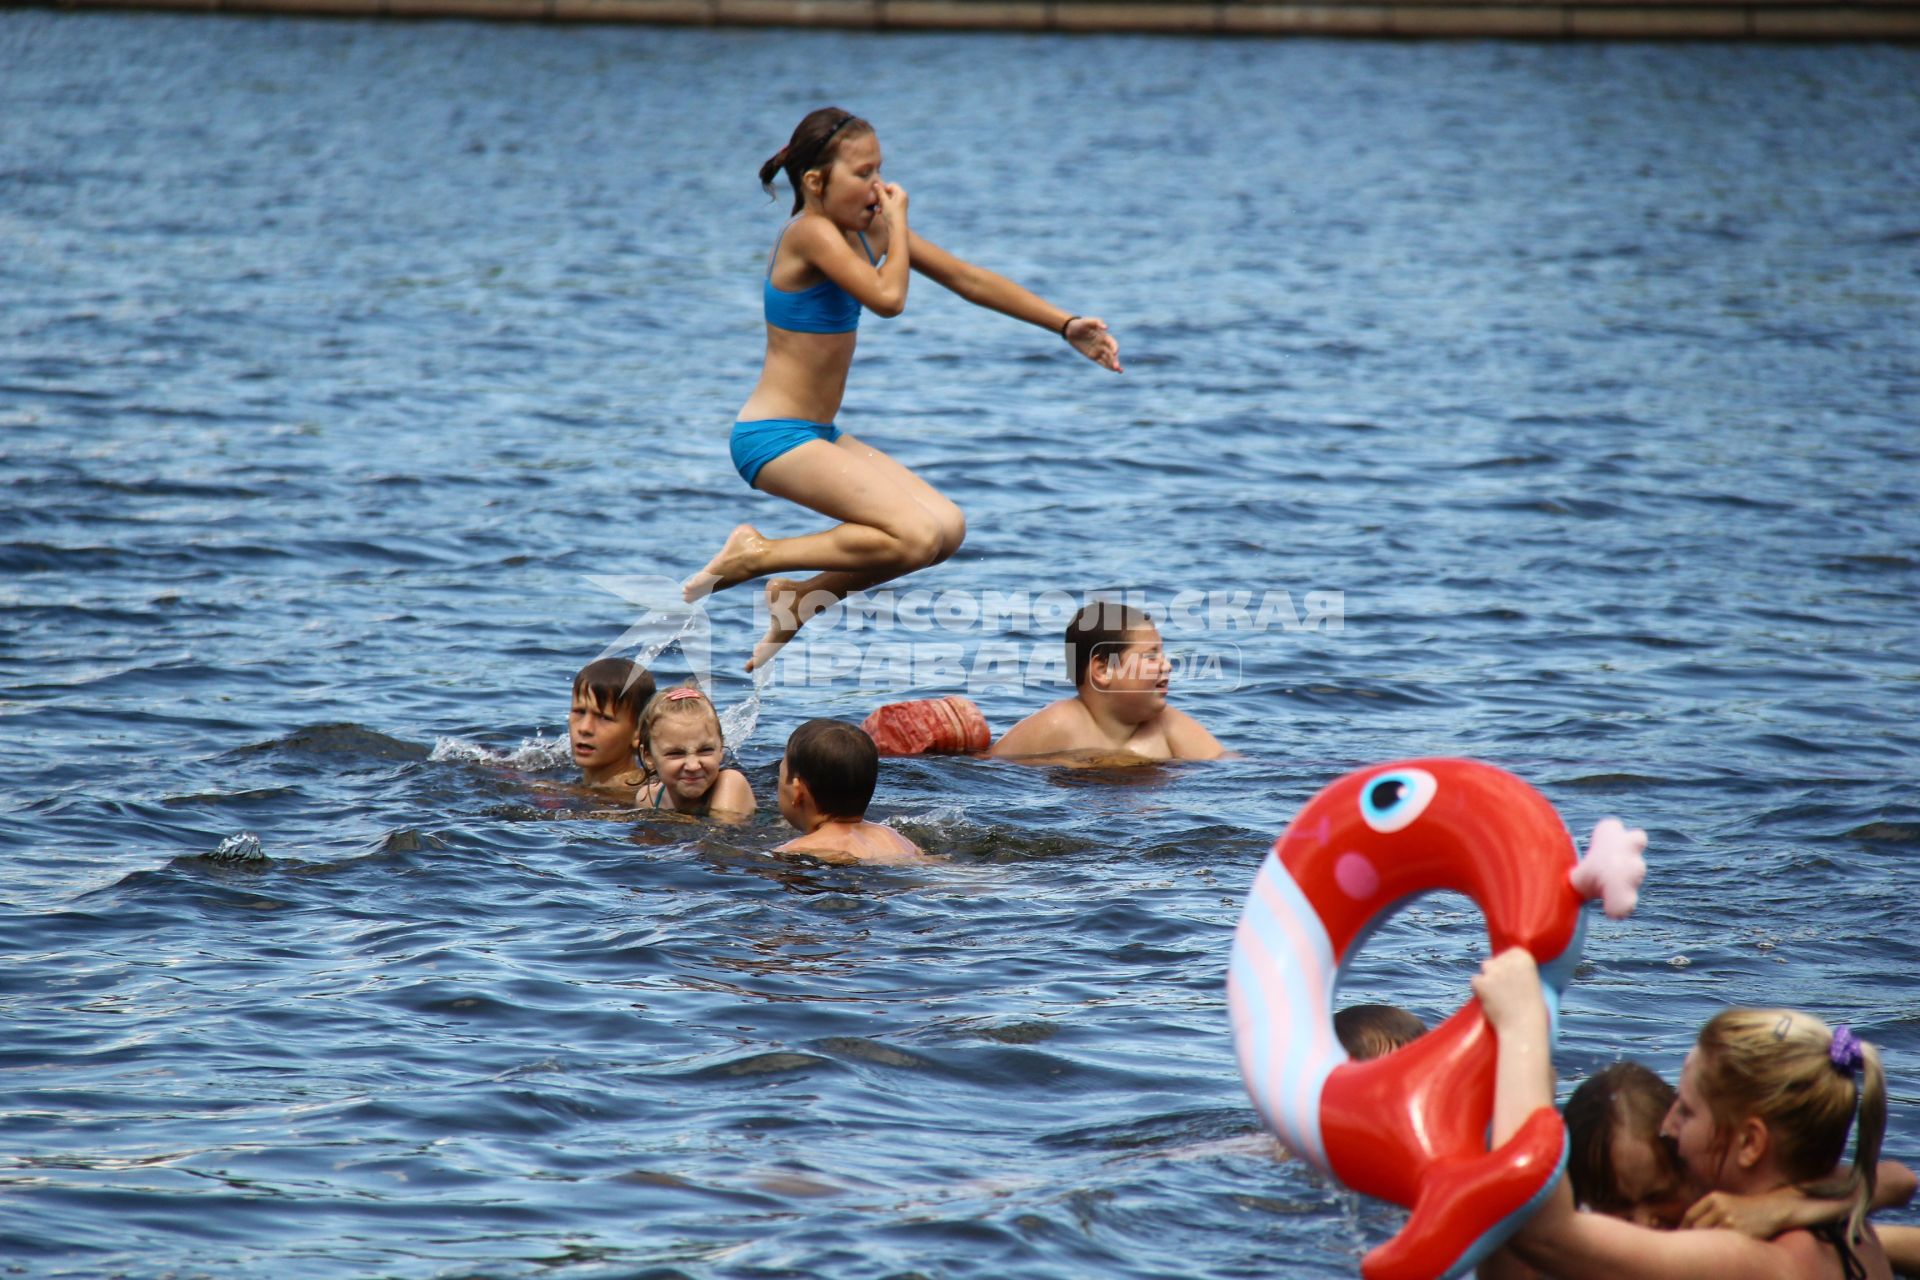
[{"xmin": 1226, "ymin": 759, "xmax": 1646, "ymax": 1280}]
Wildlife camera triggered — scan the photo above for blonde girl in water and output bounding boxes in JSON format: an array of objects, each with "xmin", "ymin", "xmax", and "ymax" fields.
[
  {"xmin": 635, "ymin": 686, "xmax": 756, "ymax": 821},
  {"xmin": 1475, "ymin": 948, "xmax": 1895, "ymax": 1280},
  {"xmin": 688, "ymin": 106, "xmax": 1122, "ymax": 671}
]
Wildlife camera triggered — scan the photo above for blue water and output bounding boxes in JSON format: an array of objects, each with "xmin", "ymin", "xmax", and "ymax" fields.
[{"xmin": 3, "ymin": 13, "xmax": 1918, "ymax": 1277}]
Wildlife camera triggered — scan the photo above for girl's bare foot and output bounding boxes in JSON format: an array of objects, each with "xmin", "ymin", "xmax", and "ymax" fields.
[
  {"xmin": 746, "ymin": 577, "xmax": 810, "ymax": 672},
  {"xmin": 685, "ymin": 524, "xmax": 767, "ymax": 601}
]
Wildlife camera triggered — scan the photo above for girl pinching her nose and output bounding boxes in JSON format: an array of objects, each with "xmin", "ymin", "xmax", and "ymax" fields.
[{"xmin": 687, "ymin": 106, "xmax": 1122, "ymax": 672}]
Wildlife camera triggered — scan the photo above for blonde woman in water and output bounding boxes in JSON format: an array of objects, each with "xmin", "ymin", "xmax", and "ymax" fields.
[{"xmin": 688, "ymin": 106, "xmax": 1121, "ymax": 671}]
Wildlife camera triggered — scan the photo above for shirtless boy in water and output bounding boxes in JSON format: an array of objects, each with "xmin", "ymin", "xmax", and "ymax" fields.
[
  {"xmin": 568, "ymin": 657, "xmax": 656, "ymax": 792},
  {"xmin": 990, "ymin": 601, "xmax": 1225, "ymax": 763},
  {"xmin": 775, "ymin": 719, "xmax": 925, "ymax": 865}
]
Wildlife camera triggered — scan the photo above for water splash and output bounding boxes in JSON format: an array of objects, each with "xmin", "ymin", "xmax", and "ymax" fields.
[
  {"xmin": 718, "ymin": 663, "xmax": 776, "ymax": 751},
  {"xmin": 430, "ymin": 732, "xmax": 569, "ymax": 770},
  {"xmin": 208, "ymin": 831, "xmax": 267, "ymax": 863},
  {"xmin": 585, "ymin": 574, "xmax": 713, "ymax": 697}
]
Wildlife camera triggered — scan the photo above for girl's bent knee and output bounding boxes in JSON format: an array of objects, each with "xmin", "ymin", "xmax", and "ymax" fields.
[
  {"xmin": 888, "ymin": 522, "xmax": 944, "ymax": 572},
  {"xmin": 932, "ymin": 511, "xmax": 966, "ymax": 565}
]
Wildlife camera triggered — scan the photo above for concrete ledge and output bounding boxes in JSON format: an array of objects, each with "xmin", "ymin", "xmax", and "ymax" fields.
[
  {"xmin": 1753, "ymin": 2, "xmax": 1920, "ymax": 27},
  {"xmin": 1392, "ymin": 2, "xmax": 1564, "ymax": 30},
  {"xmin": 59, "ymin": 0, "xmax": 222, "ymax": 10},
  {"xmin": 882, "ymin": 0, "xmax": 1050, "ymax": 24},
  {"xmin": 552, "ymin": 0, "xmax": 711, "ymax": 19},
  {"xmin": 1570, "ymin": 2, "xmax": 1747, "ymax": 29},
  {"xmin": 1220, "ymin": 3, "xmax": 1393, "ymax": 31},
  {"xmin": 1053, "ymin": 0, "xmax": 1220, "ymax": 27},
  {"xmin": 34, "ymin": 0, "xmax": 1920, "ymax": 37},
  {"xmin": 716, "ymin": 0, "xmax": 875, "ymax": 22},
  {"xmin": 386, "ymin": 0, "xmax": 548, "ymax": 15},
  {"xmin": 239, "ymin": 0, "xmax": 387, "ymax": 13}
]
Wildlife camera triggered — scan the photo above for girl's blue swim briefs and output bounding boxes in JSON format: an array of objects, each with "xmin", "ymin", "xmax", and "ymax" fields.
[{"xmin": 730, "ymin": 418, "xmax": 842, "ymax": 488}]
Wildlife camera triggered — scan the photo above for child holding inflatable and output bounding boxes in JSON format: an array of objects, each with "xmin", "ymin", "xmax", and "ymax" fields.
[
  {"xmin": 688, "ymin": 106, "xmax": 1121, "ymax": 672},
  {"xmin": 635, "ymin": 686, "xmax": 756, "ymax": 820},
  {"xmin": 1475, "ymin": 948, "xmax": 1895, "ymax": 1280}
]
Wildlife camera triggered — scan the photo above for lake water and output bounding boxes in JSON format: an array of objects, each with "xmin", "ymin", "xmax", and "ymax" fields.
[{"xmin": 3, "ymin": 13, "xmax": 1917, "ymax": 1278}]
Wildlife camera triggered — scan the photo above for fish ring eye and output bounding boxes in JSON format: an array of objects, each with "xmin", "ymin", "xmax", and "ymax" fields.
[{"xmin": 1359, "ymin": 768, "xmax": 1438, "ymax": 833}]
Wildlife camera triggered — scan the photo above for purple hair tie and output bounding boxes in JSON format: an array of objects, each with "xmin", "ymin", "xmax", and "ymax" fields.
[{"xmin": 1829, "ymin": 1025, "xmax": 1864, "ymax": 1076}]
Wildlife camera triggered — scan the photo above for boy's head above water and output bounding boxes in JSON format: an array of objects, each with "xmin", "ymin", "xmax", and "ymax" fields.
[
  {"xmin": 779, "ymin": 718, "xmax": 879, "ymax": 827},
  {"xmin": 1565, "ymin": 1060, "xmax": 1694, "ymax": 1227},
  {"xmin": 989, "ymin": 596, "xmax": 1224, "ymax": 762},
  {"xmin": 569, "ymin": 658, "xmax": 656, "ymax": 784},
  {"xmin": 1334, "ymin": 1004, "xmax": 1426, "ymax": 1063},
  {"xmin": 1068, "ymin": 601, "xmax": 1168, "ymax": 723}
]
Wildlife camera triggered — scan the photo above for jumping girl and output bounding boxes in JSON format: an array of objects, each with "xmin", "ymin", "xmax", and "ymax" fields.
[
  {"xmin": 688, "ymin": 106, "xmax": 1122, "ymax": 671},
  {"xmin": 1475, "ymin": 949, "xmax": 1895, "ymax": 1280},
  {"xmin": 636, "ymin": 686, "xmax": 756, "ymax": 820}
]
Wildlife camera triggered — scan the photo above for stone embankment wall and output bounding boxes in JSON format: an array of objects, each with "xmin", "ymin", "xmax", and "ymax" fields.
[{"xmin": 33, "ymin": 0, "xmax": 1920, "ymax": 38}]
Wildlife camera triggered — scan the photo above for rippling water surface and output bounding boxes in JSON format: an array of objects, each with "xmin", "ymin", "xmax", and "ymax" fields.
[{"xmin": 3, "ymin": 14, "xmax": 1918, "ymax": 1277}]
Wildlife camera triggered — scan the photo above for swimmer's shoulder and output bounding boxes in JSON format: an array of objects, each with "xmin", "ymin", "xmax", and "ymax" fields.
[
  {"xmin": 989, "ymin": 697, "xmax": 1093, "ymax": 757},
  {"xmin": 1786, "ymin": 1224, "xmax": 1887, "ymax": 1280},
  {"xmin": 774, "ymin": 824, "xmax": 926, "ymax": 866},
  {"xmin": 712, "ymin": 768, "xmax": 757, "ymax": 807},
  {"xmin": 585, "ymin": 767, "xmax": 648, "ymax": 799},
  {"xmin": 1160, "ymin": 706, "xmax": 1227, "ymax": 760},
  {"xmin": 862, "ymin": 821, "xmax": 923, "ymax": 859}
]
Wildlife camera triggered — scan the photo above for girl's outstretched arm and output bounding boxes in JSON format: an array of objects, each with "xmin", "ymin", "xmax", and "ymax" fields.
[{"xmin": 907, "ymin": 232, "xmax": 1121, "ymax": 372}]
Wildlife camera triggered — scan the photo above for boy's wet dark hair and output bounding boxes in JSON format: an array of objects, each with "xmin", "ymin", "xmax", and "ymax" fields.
[
  {"xmin": 1066, "ymin": 599, "xmax": 1155, "ymax": 689},
  {"xmin": 785, "ymin": 719, "xmax": 879, "ymax": 819},
  {"xmin": 1565, "ymin": 1060, "xmax": 1678, "ymax": 1214},
  {"xmin": 759, "ymin": 107, "xmax": 874, "ymax": 216},
  {"xmin": 1334, "ymin": 1004, "xmax": 1426, "ymax": 1062},
  {"xmin": 572, "ymin": 657, "xmax": 656, "ymax": 722}
]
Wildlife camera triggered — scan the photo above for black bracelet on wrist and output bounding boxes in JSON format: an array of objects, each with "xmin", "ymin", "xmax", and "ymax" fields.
[{"xmin": 1060, "ymin": 315, "xmax": 1081, "ymax": 339}]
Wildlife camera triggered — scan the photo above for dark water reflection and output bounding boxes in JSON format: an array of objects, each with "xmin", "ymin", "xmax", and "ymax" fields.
[{"xmin": 3, "ymin": 13, "xmax": 1918, "ymax": 1278}]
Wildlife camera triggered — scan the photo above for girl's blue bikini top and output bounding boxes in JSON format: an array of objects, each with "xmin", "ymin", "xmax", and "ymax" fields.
[{"xmin": 764, "ymin": 222, "xmax": 879, "ymax": 334}]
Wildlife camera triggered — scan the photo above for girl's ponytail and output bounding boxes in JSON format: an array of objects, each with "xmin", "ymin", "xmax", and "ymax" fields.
[
  {"xmin": 758, "ymin": 145, "xmax": 790, "ymax": 198},
  {"xmin": 1837, "ymin": 1035, "xmax": 1886, "ymax": 1243}
]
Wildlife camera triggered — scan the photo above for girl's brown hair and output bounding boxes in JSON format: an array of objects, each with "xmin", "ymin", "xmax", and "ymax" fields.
[
  {"xmin": 1695, "ymin": 1008, "xmax": 1886, "ymax": 1244},
  {"xmin": 758, "ymin": 107, "xmax": 872, "ymax": 216}
]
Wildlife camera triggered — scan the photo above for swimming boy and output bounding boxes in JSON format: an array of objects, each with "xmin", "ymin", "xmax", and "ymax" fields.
[
  {"xmin": 774, "ymin": 719, "xmax": 925, "ymax": 865},
  {"xmin": 568, "ymin": 657, "xmax": 656, "ymax": 791},
  {"xmin": 989, "ymin": 601, "xmax": 1225, "ymax": 762},
  {"xmin": 1334, "ymin": 1004, "xmax": 1425, "ymax": 1061}
]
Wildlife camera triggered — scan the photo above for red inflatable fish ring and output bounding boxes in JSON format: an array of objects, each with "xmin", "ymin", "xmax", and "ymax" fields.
[{"xmin": 1227, "ymin": 758, "xmax": 1644, "ymax": 1280}]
